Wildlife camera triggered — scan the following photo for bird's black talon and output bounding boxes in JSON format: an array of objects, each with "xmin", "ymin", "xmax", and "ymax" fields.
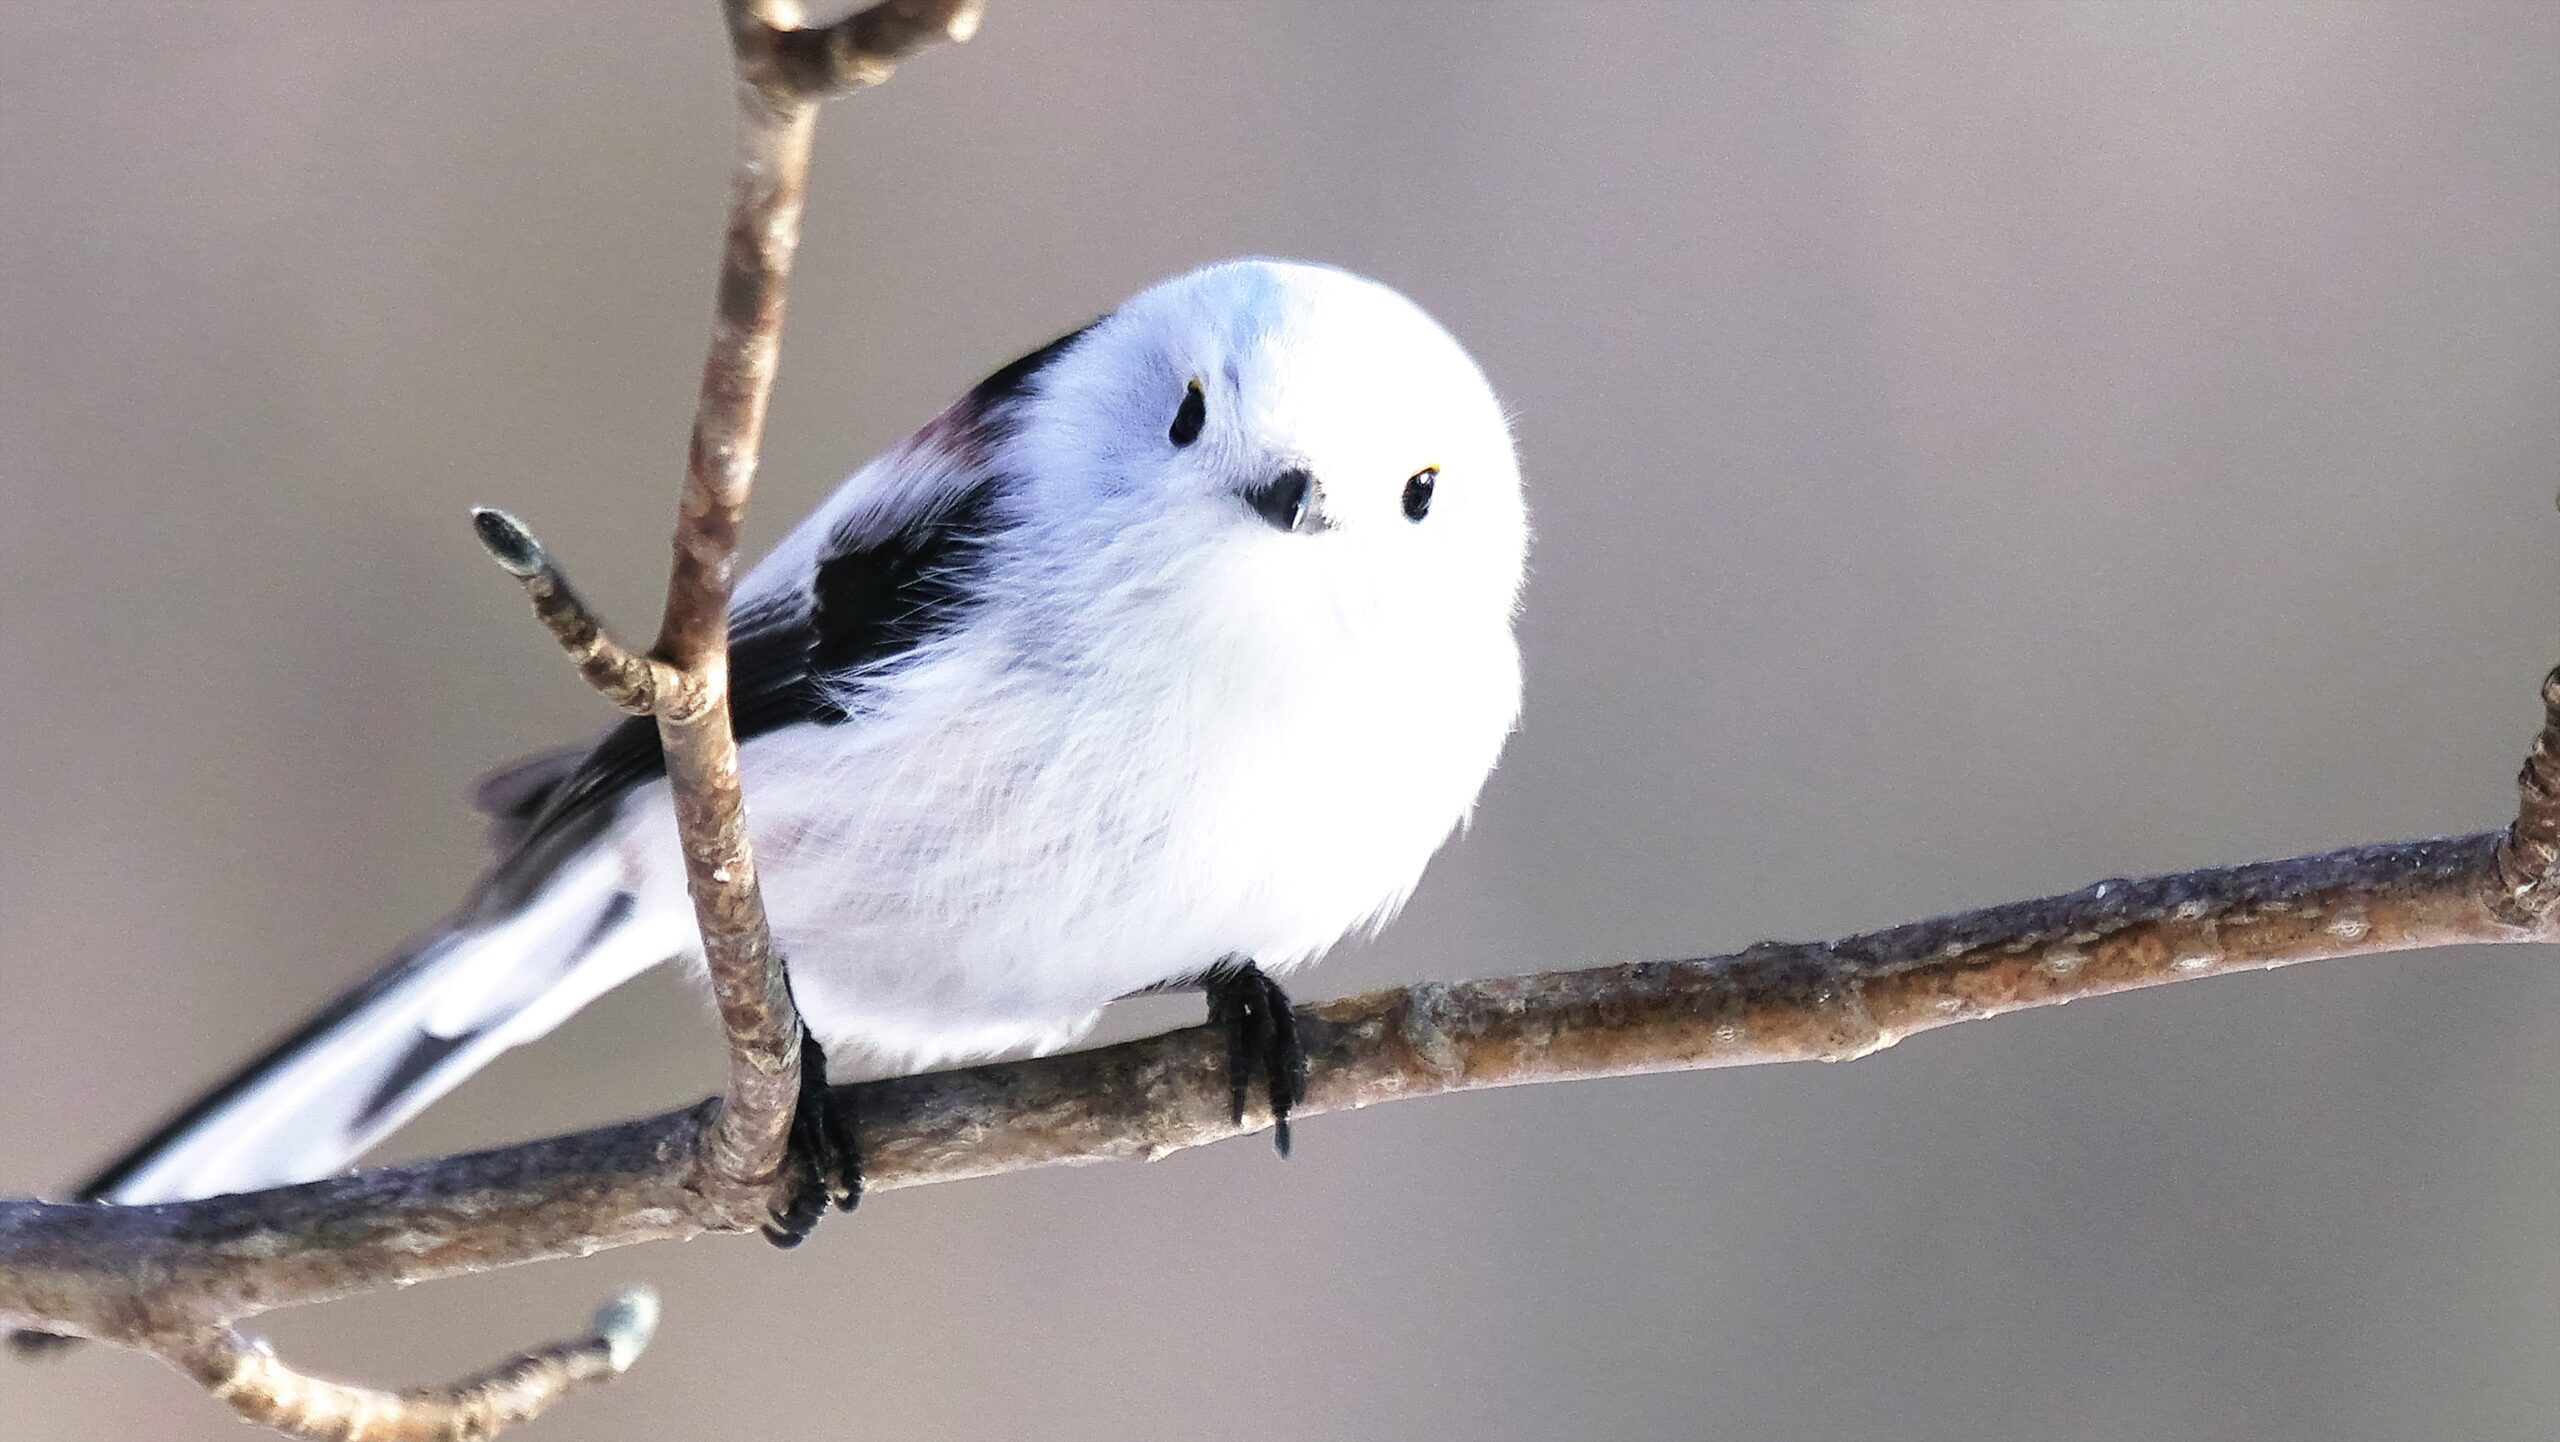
[
  {"xmin": 762, "ymin": 1025, "xmax": 862, "ymax": 1248},
  {"xmin": 1207, "ymin": 974, "xmax": 1256, "ymax": 1126},
  {"xmin": 762, "ymin": 1161, "xmax": 824, "ymax": 1249},
  {"xmin": 821, "ymin": 1074, "xmax": 864, "ymax": 1216},
  {"xmin": 1204, "ymin": 959, "xmax": 1307, "ymax": 1157},
  {"xmin": 1267, "ymin": 995, "xmax": 1306, "ymax": 1158}
]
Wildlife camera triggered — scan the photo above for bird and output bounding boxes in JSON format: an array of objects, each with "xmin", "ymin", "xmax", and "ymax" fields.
[{"xmin": 38, "ymin": 256, "xmax": 1527, "ymax": 1255}]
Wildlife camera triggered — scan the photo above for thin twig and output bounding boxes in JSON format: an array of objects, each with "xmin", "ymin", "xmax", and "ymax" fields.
[
  {"xmin": 648, "ymin": 0, "xmax": 825, "ymax": 1218},
  {"xmin": 472, "ymin": 0, "xmax": 983, "ymax": 1231},
  {"xmin": 756, "ymin": 0, "xmax": 988, "ymax": 98},
  {"xmin": 169, "ymin": 1290, "xmax": 657, "ymax": 1442},
  {"xmin": 469, "ymin": 509, "xmax": 667, "ymax": 717}
]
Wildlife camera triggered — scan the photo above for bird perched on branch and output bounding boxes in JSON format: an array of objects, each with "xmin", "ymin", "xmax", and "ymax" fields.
[{"xmin": 43, "ymin": 258, "xmax": 1526, "ymax": 1252}]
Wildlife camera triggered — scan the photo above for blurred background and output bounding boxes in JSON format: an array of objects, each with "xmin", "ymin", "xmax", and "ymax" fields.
[{"xmin": 4, "ymin": 2, "xmax": 2559, "ymax": 1438}]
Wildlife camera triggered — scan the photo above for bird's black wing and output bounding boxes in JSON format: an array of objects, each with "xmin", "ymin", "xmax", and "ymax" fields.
[{"xmin": 468, "ymin": 482, "xmax": 1007, "ymax": 916}]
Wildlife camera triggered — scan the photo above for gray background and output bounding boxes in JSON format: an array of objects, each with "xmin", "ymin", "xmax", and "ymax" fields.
[{"xmin": 5, "ymin": 3, "xmax": 2559, "ymax": 1438}]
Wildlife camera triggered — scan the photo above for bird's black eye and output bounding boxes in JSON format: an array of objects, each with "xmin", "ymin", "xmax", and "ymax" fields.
[
  {"xmin": 1402, "ymin": 467, "xmax": 1438, "ymax": 522},
  {"xmin": 1169, "ymin": 379, "xmax": 1206, "ymax": 447}
]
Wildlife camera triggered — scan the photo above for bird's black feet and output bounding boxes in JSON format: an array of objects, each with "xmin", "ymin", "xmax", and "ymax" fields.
[
  {"xmin": 763, "ymin": 1026, "xmax": 863, "ymax": 1249},
  {"xmin": 1204, "ymin": 959, "xmax": 1308, "ymax": 1157}
]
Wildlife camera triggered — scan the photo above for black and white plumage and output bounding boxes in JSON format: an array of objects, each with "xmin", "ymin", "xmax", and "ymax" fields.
[{"xmin": 76, "ymin": 258, "xmax": 1528, "ymax": 1209}]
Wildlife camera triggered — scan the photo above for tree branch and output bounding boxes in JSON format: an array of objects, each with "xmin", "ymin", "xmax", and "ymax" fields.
[
  {"xmin": 639, "ymin": 0, "xmax": 979, "ymax": 1218},
  {"xmin": 6, "ymin": 813, "xmax": 2554, "ymax": 1375},
  {"xmin": 647, "ymin": 0, "xmax": 815, "ymax": 1222},
  {"xmin": 631, "ymin": 0, "xmax": 981, "ymax": 1225},
  {"xmin": 473, "ymin": 0, "xmax": 984, "ymax": 1237}
]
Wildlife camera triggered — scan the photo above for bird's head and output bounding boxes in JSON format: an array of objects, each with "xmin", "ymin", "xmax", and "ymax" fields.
[{"xmin": 997, "ymin": 259, "xmax": 1527, "ymax": 625}]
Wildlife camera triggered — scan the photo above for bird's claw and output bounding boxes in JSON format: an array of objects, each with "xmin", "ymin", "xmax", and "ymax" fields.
[
  {"xmin": 763, "ymin": 1026, "xmax": 862, "ymax": 1249},
  {"xmin": 1204, "ymin": 959, "xmax": 1308, "ymax": 1156}
]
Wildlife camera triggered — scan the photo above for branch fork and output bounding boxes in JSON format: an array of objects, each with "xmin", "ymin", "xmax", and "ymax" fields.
[{"xmin": 469, "ymin": 0, "xmax": 989, "ymax": 1230}]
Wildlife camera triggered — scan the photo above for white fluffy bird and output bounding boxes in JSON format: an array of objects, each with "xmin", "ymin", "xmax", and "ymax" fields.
[{"xmin": 67, "ymin": 258, "xmax": 1528, "ymax": 1238}]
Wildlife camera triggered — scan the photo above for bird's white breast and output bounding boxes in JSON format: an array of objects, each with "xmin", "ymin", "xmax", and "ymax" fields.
[{"xmin": 615, "ymin": 532, "xmax": 1519, "ymax": 1074}]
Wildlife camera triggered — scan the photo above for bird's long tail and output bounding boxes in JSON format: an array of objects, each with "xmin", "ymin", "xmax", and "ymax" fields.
[{"xmin": 61, "ymin": 847, "xmax": 676, "ymax": 1211}]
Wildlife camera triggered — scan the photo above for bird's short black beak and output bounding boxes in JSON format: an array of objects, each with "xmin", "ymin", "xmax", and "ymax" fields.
[{"xmin": 1243, "ymin": 468, "xmax": 1326, "ymax": 534}]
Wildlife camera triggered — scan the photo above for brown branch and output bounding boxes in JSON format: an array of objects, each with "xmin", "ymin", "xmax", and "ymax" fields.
[
  {"xmin": 644, "ymin": 0, "xmax": 814, "ymax": 1221},
  {"xmin": 472, "ymin": 0, "xmax": 982, "ymax": 1235},
  {"xmin": 646, "ymin": 0, "xmax": 979, "ymax": 1219},
  {"xmin": 7, "ymin": 821, "xmax": 2554, "ymax": 1355}
]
